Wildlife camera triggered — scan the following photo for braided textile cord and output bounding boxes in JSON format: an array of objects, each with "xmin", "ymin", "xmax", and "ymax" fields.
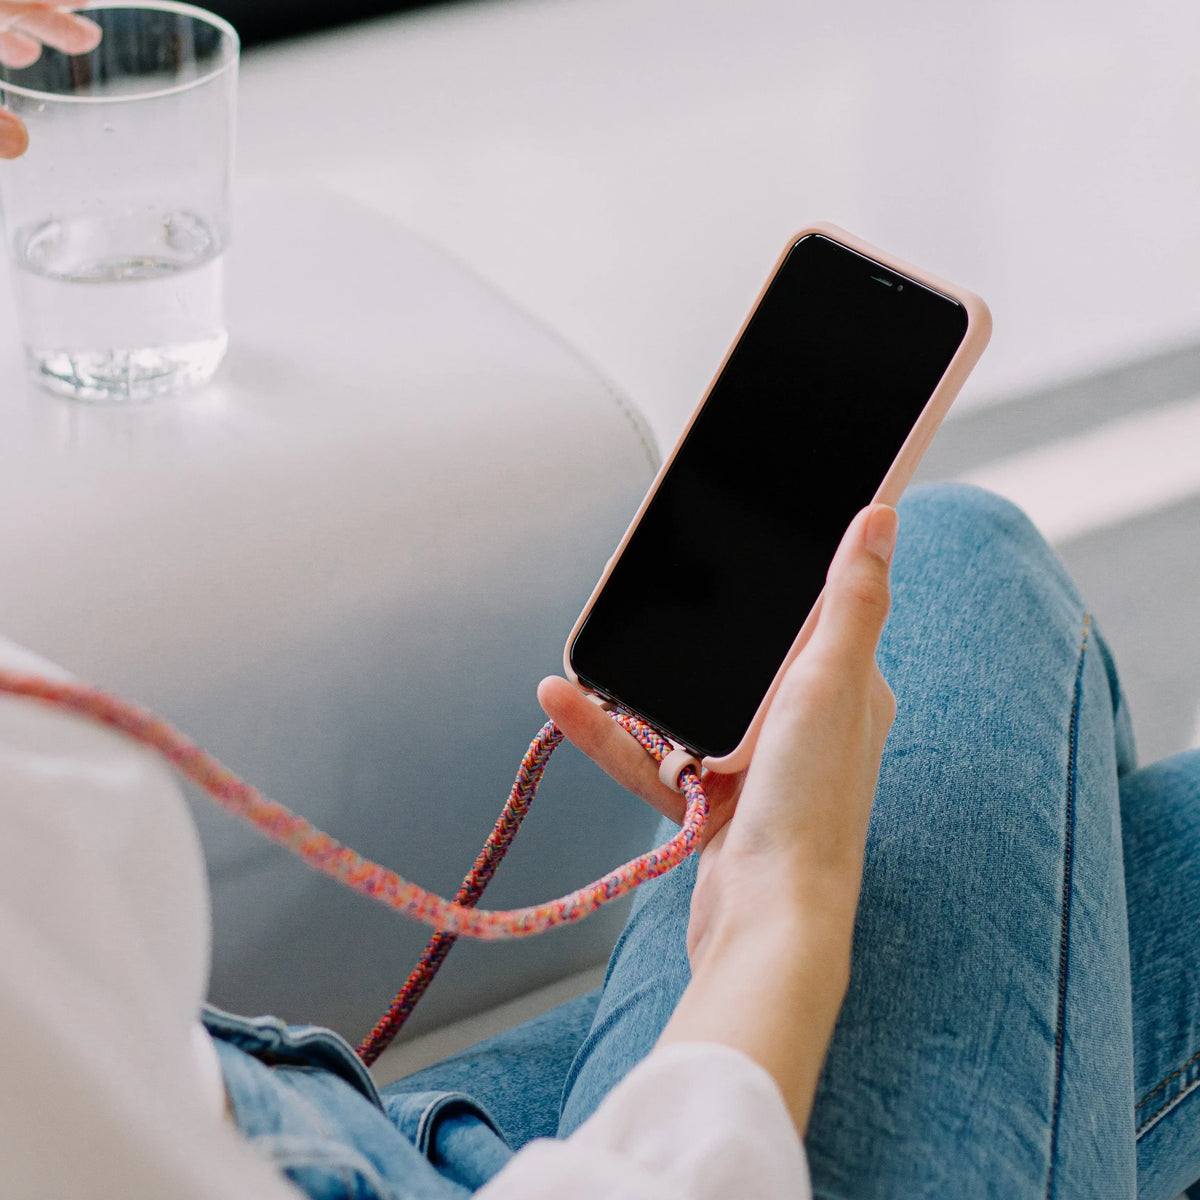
[{"xmin": 0, "ymin": 671, "xmax": 708, "ymax": 1063}]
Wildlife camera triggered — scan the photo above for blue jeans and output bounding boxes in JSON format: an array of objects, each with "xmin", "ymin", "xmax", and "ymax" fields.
[{"xmin": 213, "ymin": 483, "xmax": 1200, "ymax": 1199}]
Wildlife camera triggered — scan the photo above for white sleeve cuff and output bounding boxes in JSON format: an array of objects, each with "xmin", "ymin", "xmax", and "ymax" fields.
[{"xmin": 479, "ymin": 1042, "xmax": 812, "ymax": 1200}]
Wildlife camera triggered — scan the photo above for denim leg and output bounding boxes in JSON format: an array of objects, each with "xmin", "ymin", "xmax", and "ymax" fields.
[
  {"xmin": 382, "ymin": 863, "xmax": 690, "ymax": 1148},
  {"xmin": 792, "ymin": 482, "xmax": 1137, "ymax": 1195},
  {"xmin": 557, "ymin": 829, "xmax": 696, "ymax": 1134},
  {"xmin": 560, "ymin": 483, "xmax": 1140, "ymax": 1196},
  {"xmin": 381, "ymin": 990, "xmax": 599, "ymax": 1151},
  {"xmin": 1122, "ymin": 749, "xmax": 1200, "ymax": 1199},
  {"xmin": 797, "ymin": 483, "xmax": 1137, "ymax": 1198}
]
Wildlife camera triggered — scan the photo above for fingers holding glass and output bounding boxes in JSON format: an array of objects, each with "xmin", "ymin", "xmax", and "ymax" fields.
[
  {"xmin": 0, "ymin": 5, "xmax": 104, "ymax": 157},
  {"xmin": 0, "ymin": 4, "xmax": 102, "ymax": 57}
]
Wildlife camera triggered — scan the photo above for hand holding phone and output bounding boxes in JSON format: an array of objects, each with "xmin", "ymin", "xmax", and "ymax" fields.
[
  {"xmin": 538, "ymin": 501, "xmax": 897, "ymax": 849},
  {"xmin": 540, "ymin": 495, "xmax": 906, "ymax": 1138},
  {"xmin": 562, "ymin": 223, "xmax": 990, "ymax": 772},
  {"xmin": 546, "ymin": 227, "xmax": 988, "ymax": 1132}
]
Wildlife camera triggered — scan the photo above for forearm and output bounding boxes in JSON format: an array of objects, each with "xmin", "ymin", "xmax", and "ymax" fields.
[{"xmin": 658, "ymin": 892, "xmax": 856, "ymax": 1133}]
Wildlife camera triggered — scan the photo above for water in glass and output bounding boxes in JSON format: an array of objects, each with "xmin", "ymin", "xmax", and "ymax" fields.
[{"xmin": 13, "ymin": 207, "xmax": 227, "ymax": 402}]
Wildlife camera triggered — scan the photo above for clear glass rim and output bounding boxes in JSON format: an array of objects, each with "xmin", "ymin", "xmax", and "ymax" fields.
[{"xmin": 0, "ymin": 1, "xmax": 239, "ymax": 104}]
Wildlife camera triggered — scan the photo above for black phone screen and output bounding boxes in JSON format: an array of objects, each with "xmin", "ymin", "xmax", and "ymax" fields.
[{"xmin": 569, "ymin": 233, "xmax": 969, "ymax": 758}]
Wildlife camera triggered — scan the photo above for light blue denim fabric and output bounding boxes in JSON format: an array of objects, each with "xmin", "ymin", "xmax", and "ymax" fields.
[
  {"xmin": 205, "ymin": 1004, "xmax": 509, "ymax": 1198},
  {"xmin": 213, "ymin": 483, "xmax": 1200, "ymax": 1199}
]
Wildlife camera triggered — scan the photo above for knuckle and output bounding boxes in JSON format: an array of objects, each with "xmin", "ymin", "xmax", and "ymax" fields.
[
  {"xmin": 844, "ymin": 570, "xmax": 891, "ymax": 619},
  {"xmin": 871, "ymin": 674, "xmax": 898, "ymax": 727}
]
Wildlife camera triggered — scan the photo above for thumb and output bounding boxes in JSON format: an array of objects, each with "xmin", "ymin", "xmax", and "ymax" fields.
[{"xmin": 808, "ymin": 504, "xmax": 897, "ymax": 668}]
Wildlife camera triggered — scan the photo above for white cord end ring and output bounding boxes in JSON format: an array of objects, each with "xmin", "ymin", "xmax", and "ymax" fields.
[{"xmin": 658, "ymin": 747, "xmax": 701, "ymax": 792}]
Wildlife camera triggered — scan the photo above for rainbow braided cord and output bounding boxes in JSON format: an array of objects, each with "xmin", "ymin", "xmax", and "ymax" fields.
[{"xmin": 0, "ymin": 670, "xmax": 708, "ymax": 1064}]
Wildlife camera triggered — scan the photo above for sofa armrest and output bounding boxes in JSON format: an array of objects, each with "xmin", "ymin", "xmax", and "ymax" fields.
[{"xmin": 0, "ymin": 182, "xmax": 660, "ymax": 1040}]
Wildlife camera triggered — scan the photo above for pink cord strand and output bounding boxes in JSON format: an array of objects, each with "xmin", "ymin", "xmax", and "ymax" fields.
[{"xmin": 0, "ymin": 670, "xmax": 707, "ymax": 1062}]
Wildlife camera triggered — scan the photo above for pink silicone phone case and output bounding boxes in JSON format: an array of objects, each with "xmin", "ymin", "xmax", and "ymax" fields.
[{"xmin": 564, "ymin": 222, "xmax": 992, "ymax": 774}]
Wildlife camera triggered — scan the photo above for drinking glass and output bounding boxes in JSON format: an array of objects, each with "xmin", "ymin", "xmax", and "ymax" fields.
[{"xmin": 0, "ymin": 3, "xmax": 238, "ymax": 402}]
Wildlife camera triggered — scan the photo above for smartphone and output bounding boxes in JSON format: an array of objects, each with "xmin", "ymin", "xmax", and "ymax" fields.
[{"xmin": 563, "ymin": 223, "xmax": 991, "ymax": 773}]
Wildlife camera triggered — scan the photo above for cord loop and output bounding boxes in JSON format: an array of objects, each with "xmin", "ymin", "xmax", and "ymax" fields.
[
  {"xmin": 658, "ymin": 746, "xmax": 702, "ymax": 792},
  {"xmin": 0, "ymin": 669, "xmax": 709, "ymax": 1065}
]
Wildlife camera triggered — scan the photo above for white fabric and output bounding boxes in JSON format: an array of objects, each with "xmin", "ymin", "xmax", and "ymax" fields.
[
  {"xmin": 479, "ymin": 1043, "xmax": 813, "ymax": 1200},
  {"xmin": 0, "ymin": 636, "xmax": 811, "ymax": 1198},
  {"xmin": 0, "ymin": 637, "xmax": 301, "ymax": 1200}
]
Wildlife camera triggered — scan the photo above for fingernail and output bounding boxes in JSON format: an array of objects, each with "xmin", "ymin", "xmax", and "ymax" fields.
[{"xmin": 865, "ymin": 506, "xmax": 898, "ymax": 564}]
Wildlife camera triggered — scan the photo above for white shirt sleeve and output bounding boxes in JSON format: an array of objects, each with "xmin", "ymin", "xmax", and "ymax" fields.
[
  {"xmin": 478, "ymin": 1042, "xmax": 813, "ymax": 1200},
  {"xmin": 0, "ymin": 638, "xmax": 302, "ymax": 1200}
]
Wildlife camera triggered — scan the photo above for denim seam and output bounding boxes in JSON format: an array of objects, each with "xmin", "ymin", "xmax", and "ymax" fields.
[
  {"xmin": 1045, "ymin": 613, "xmax": 1090, "ymax": 1200},
  {"xmin": 1135, "ymin": 1047, "xmax": 1200, "ymax": 1110},
  {"xmin": 1135, "ymin": 1075, "xmax": 1200, "ymax": 1139}
]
